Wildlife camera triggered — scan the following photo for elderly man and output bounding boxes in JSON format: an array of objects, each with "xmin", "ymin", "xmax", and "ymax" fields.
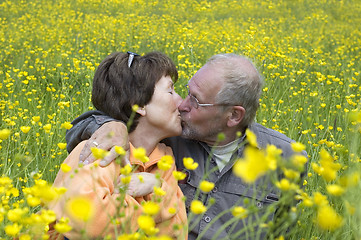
[{"xmin": 66, "ymin": 53, "xmax": 307, "ymax": 239}]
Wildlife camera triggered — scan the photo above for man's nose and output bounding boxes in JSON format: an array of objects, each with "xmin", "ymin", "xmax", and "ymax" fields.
[{"xmin": 178, "ymin": 95, "xmax": 191, "ymax": 112}]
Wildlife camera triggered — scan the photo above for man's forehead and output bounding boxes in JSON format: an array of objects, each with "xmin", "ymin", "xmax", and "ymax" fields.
[{"xmin": 188, "ymin": 64, "xmax": 224, "ymax": 98}]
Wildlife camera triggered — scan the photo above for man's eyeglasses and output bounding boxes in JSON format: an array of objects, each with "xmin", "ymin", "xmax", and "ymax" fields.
[
  {"xmin": 127, "ymin": 51, "xmax": 139, "ymax": 68},
  {"xmin": 185, "ymin": 84, "xmax": 234, "ymax": 109}
]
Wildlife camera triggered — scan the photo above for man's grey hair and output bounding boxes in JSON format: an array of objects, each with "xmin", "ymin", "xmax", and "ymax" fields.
[{"xmin": 207, "ymin": 53, "xmax": 264, "ymax": 129}]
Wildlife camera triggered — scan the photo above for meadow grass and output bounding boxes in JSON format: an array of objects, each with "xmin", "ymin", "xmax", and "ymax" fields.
[{"xmin": 1, "ymin": 0, "xmax": 361, "ymax": 239}]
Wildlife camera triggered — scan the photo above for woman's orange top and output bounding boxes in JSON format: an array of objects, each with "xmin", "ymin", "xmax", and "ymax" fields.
[{"xmin": 48, "ymin": 141, "xmax": 187, "ymax": 239}]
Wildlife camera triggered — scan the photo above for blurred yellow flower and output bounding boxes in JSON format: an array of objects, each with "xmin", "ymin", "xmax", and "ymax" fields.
[
  {"xmin": 0, "ymin": 129, "xmax": 11, "ymax": 140},
  {"xmin": 245, "ymin": 129, "xmax": 258, "ymax": 147},
  {"xmin": 326, "ymin": 184, "xmax": 345, "ymax": 196},
  {"xmin": 168, "ymin": 207, "xmax": 177, "ymax": 215},
  {"xmin": 61, "ymin": 121, "xmax": 73, "ymax": 130},
  {"xmin": 32, "ymin": 116, "xmax": 40, "ymax": 122},
  {"xmin": 121, "ymin": 176, "xmax": 131, "ymax": 184},
  {"xmin": 91, "ymin": 147, "xmax": 109, "ymax": 160},
  {"xmin": 133, "ymin": 147, "xmax": 149, "ymax": 163},
  {"xmin": 312, "ymin": 149, "xmax": 341, "ymax": 182},
  {"xmin": 7, "ymin": 208, "xmax": 28, "ymax": 222},
  {"xmin": 317, "ymin": 205, "xmax": 343, "ymax": 231},
  {"xmin": 20, "ymin": 126, "xmax": 31, "ymax": 133},
  {"xmin": 137, "ymin": 215, "xmax": 158, "ymax": 235},
  {"xmin": 120, "ymin": 164, "xmax": 132, "ymax": 175},
  {"xmin": 190, "ymin": 200, "xmax": 207, "ymax": 214},
  {"xmin": 199, "ymin": 180, "xmax": 214, "ymax": 193},
  {"xmin": 54, "ymin": 217, "xmax": 72, "ymax": 233},
  {"xmin": 60, "ymin": 163, "xmax": 71, "ymax": 173},
  {"xmin": 66, "ymin": 197, "xmax": 94, "ymax": 222},
  {"xmin": 43, "ymin": 124, "xmax": 52, "ymax": 133},
  {"xmin": 115, "ymin": 146, "xmax": 126, "ymax": 156},
  {"xmin": 233, "ymin": 146, "xmax": 269, "ymax": 183},
  {"xmin": 158, "ymin": 155, "xmax": 174, "ymax": 171},
  {"xmin": 291, "ymin": 142, "xmax": 306, "ymax": 152},
  {"xmin": 183, "ymin": 157, "xmax": 198, "ymax": 170},
  {"xmin": 313, "ymin": 192, "xmax": 328, "ymax": 206},
  {"xmin": 283, "ymin": 168, "xmax": 300, "ymax": 180},
  {"xmin": 172, "ymin": 171, "xmax": 187, "ymax": 181},
  {"xmin": 231, "ymin": 206, "xmax": 248, "ymax": 219},
  {"xmin": 132, "ymin": 104, "xmax": 139, "ymax": 112},
  {"xmin": 5, "ymin": 223, "xmax": 21, "ymax": 237},
  {"xmin": 142, "ymin": 201, "xmax": 160, "ymax": 216},
  {"xmin": 57, "ymin": 143, "xmax": 67, "ymax": 150},
  {"xmin": 153, "ymin": 186, "xmax": 166, "ymax": 196},
  {"xmin": 265, "ymin": 144, "xmax": 282, "ymax": 170}
]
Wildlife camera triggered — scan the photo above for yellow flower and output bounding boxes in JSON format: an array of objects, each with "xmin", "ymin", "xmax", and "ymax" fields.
[
  {"xmin": 57, "ymin": 143, "xmax": 67, "ymax": 150},
  {"xmin": 54, "ymin": 218, "xmax": 72, "ymax": 233},
  {"xmin": 142, "ymin": 201, "xmax": 160, "ymax": 216},
  {"xmin": 313, "ymin": 149, "xmax": 342, "ymax": 182},
  {"xmin": 233, "ymin": 146, "xmax": 269, "ymax": 183},
  {"xmin": 32, "ymin": 116, "xmax": 40, "ymax": 122},
  {"xmin": 137, "ymin": 215, "xmax": 158, "ymax": 235},
  {"xmin": 326, "ymin": 184, "xmax": 345, "ymax": 196},
  {"xmin": 0, "ymin": 129, "xmax": 11, "ymax": 140},
  {"xmin": 20, "ymin": 126, "xmax": 31, "ymax": 133},
  {"xmin": 168, "ymin": 207, "xmax": 177, "ymax": 215},
  {"xmin": 66, "ymin": 197, "xmax": 94, "ymax": 222},
  {"xmin": 313, "ymin": 192, "xmax": 328, "ymax": 206},
  {"xmin": 132, "ymin": 104, "xmax": 139, "ymax": 112},
  {"xmin": 26, "ymin": 196, "xmax": 41, "ymax": 207},
  {"xmin": 91, "ymin": 147, "xmax": 109, "ymax": 160},
  {"xmin": 115, "ymin": 146, "xmax": 126, "ymax": 156},
  {"xmin": 172, "ymin": 171, "xmax": 187, "ymax": 181},
  {"xmin": 317, "ymin": 205, "xmax": 343, "ymax": 231},
  {"xmin": 199, "ymin": 180, "xmax": 214, "ymax": 193},
  {"xmin": 291, "ymin": 142, "xmax": 306, "ymax": 152},
  {"xmin": 183, "ymin": 157, "xmax": 198, "ymax": 170},
  {"xmin": 43, "ymin": 124, "xmax": 52, "ymax": 133},
  {"xmin": 7, "ymin": 208, "xmax": 28, "ymax": 222},
  {"xmin": 283, "ymin": 168, "xmax": 300, "ymax": 180},
  {"xmin": 291, "ymin": 155, "xmax": 308, "ymax": 169},
  {"xmin": 19, "ymin": 234, "xmax": 31, "ymax": 240},
  {"xmin": 265, "ymin": 144, "xmax": 282, "ymax": 170},
  {"xmin": 121, "ymin": 176, "xmax": 131, "ymax": 184},
  {"xmin": 61, "ymin": 122, "xmax": 73, "ymax": 130},
  {"xmin": 60, "ymin": 163, "xmax": 71, "ymax": 173},
  {"xmin": 120, "ymin": 165, "xmax": 132, "ymax": 175},
  {"xmin": 5, "ymin": 223, "xmax": 21, "ymax": 237},
  {"xmin": 133, "ymin": 147, "xmax": 149, "ymax": 163},
  {"xmin": 245, "ymin": 129, "xmax": 258, "ymax": 147},
  {"xmin": 190, "ymin": 200, "xmax": 207, "ymax": 214},
  {"xmin": 275, "ymin": 178, "xmax": 298, "ymax": 191},
  {"xmin": 153, "ymin": 186, "xmax": 166, "ymax": 196},
  {"xmin": 40, "ymin": 209, "xmax": 57, "ymax": 224},
  {"xmin": 158, "ymin": 155, "xmax": 174, "ymax": 171},
  {"xmin": 232, "ymin": 206, "xmax": 248, "ymax": 219}
]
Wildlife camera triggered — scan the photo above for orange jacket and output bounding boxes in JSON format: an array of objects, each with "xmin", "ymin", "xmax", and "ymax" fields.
[{"xmin": 48, "ymin": 141, "xmax": 187, "ymax": 239}]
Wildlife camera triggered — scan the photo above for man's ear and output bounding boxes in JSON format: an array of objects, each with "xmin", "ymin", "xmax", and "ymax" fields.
[
  {"xmin": 227, "ymin": 106, "xmax": 245, "ymax": 127},
  {"xmin": 136, "ymin": 107, "xmax": 146, "ymax": 117}
]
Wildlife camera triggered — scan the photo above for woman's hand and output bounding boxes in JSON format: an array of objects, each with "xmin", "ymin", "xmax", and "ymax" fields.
[
  {"xmin": 79, "ymin": 121, "xmax": 130, "ymax": 167},
  {"xmin": 116, "ymin": 172, "xmax": 161, "ymax": 197}
]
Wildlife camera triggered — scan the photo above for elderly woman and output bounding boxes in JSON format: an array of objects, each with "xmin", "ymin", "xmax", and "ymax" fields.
[{"xmin": 48, "ymin": 52, "xmax": 187, "ymax": 239}]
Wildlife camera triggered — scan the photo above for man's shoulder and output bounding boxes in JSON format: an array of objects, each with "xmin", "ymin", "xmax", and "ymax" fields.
[
  {"xmin": 250, "ymin": 123, "xmax": 295, "ymax": 144},
  {"xmin": 249, "ymin": 123, "xmax": 299, "ymax": 158}
]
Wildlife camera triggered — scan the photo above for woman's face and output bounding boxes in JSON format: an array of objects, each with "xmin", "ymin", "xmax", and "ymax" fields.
[{"xmin": 143, "ymin": 75, "xmax": 183, "ymax": 138}]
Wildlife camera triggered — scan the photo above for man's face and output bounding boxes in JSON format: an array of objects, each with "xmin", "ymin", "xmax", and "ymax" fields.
[{"xmin": 178, "ymin": 63, "xmax": 229, "ymax": 145}]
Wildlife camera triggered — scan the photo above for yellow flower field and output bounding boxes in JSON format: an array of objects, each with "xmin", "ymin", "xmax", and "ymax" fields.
[{"xmin": 1, "ymin": 0, "xmax": 361, "ymax": 239}]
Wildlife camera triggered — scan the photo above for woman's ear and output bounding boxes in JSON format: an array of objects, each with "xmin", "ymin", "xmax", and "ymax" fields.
[
  {"xmin": 227, "ymin": 106, "xmax": 245, "ymax": 127},
  {"xmin": 136, "ymin": 107, "xmax": 146, "ymax": 116}
]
